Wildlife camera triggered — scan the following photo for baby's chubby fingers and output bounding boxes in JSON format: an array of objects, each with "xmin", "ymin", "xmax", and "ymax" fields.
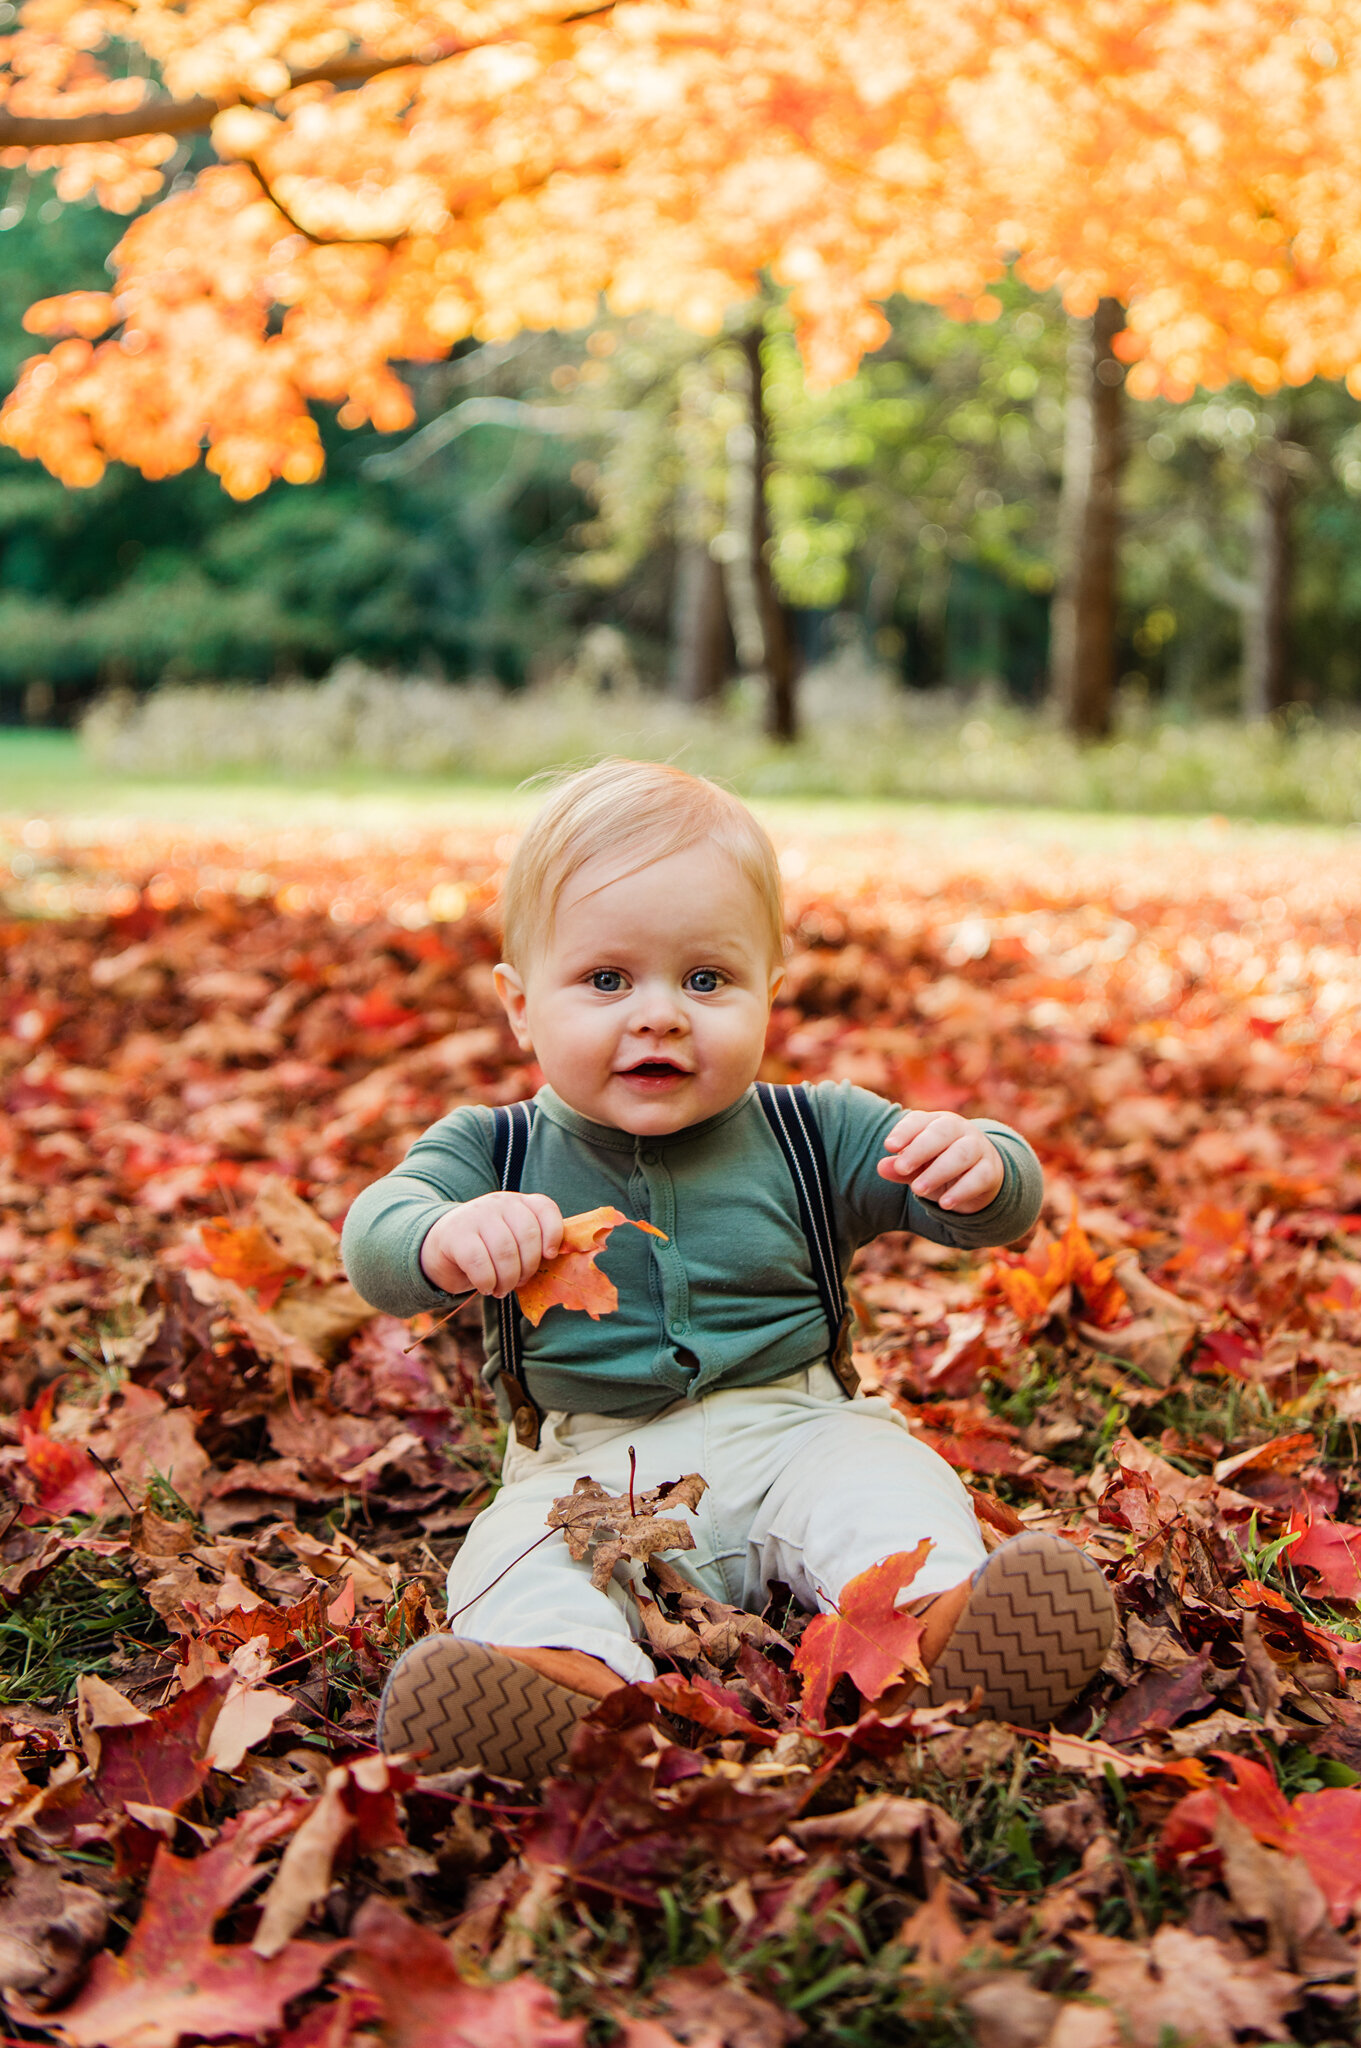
[
  {"xmin": 877, "ymin": 1109, "xmax": 963, "ymax": 1185},
  {"xmin": 518, "ymin": 1192, "xmax": 565, "ymax": 1262},
  {"xmin": 877, "ymin": 1111, "xmax": 1003, "ymax": 1212},
  {"xmin": 935, "ymin": 1152, "xmax": 1007, "ymax": 1213},
  {"xmin": 418, "ymin": 1190, "xmax": 564, "ymax": 1298},
  {"xmin": 474, "ymin": 1194, "xmax": 563, "ymax": 1296}
]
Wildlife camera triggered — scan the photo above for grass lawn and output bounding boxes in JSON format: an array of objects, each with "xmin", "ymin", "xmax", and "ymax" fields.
[{"xmin": 4, "ymin": 726, "xmax": 1358, "ymax": 864}]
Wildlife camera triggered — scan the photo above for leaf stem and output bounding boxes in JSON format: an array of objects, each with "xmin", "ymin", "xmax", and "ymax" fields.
[
  {"xmin": 403, "ymin": 1293, "xmax": 475, "ymax": 1353},
  {"xmin": 85, "ymin": 1446, "xmax": 137, "ymax": 1515},
  {"xmin": 446, "ymin": 1526, "xmax": 563, "ymax": 1625}
]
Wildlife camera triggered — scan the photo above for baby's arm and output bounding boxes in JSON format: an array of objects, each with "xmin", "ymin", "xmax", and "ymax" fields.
[
  {"xmin": 877, "ymin": 1110, "xmax": 1003, "ymax": 1214},
  {"xmin": 807, "ymin": 1080, "xmax": 1043, "ymax": 1253},
  {"xmin": 341, "ymin": 1107, "xmax": 561, "ymax": 1313}
]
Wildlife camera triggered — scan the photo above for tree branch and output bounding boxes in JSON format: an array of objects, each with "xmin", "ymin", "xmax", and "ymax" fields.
[
  {"xmin": 365, "ymin": 395, "xmax": 622, "ymax": 478},
  {"xmin": 0, "ymin": 2, "xmax": 617, "ymax": 149},
  {"xmin": 0, "ymin": 95, "xmax": 224, "ymax": 147},
  {"xmin": 237, "ymin": 154, "xmax": 403, "ymax": 247}
]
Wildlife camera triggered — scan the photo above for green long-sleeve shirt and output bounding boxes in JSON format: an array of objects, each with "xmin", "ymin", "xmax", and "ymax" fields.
[{"xmin": 341, "ymin": 1081, "xmax": 1043, "ymax": 1421}]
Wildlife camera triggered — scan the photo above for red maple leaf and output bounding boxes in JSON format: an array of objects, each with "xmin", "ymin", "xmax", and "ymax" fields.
[
  {"xmin": 48, "ymin": 1807, "xmax": 339, "ymax": 2048},
  {"xmin": 1159, "ymin": 1753, "xmax": 1361, "ymax": 1926},
  {"xmin": 90, "ymin": 1674, "xmax": 232, "ymax": 1817},
  {"xmin": 16, "ymin": 1389, "xmax": 108, "ymax": 1524},
  {"xmin": 792, "ymin": 1541, "xmax": 932, "ymax": 1726},
  {"xmin": 640, "ymin": 1674, "xmax": 778, "ymax": 1747},
  {"xmin": 517, "ymin": 1207, "xmax": 666, "ymax": 1327},
  {"xmin": 1285, "ymin": 1511, "xmax": 1361, "ymax": 1601},
  {"xmin": 342, "ymin": 1896, "xmax": 585, "ymax": 2047}
]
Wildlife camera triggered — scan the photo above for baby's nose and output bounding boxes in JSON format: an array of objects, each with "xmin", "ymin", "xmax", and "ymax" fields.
[{"xmin": 630, "ymin": 981, "xmax": 686, "ymax": 1029}]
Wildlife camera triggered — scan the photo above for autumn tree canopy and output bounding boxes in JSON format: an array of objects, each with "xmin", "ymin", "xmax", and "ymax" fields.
[{"xmin": 2, "ymin": 0, "xmax": 1361, "ymax": 498}]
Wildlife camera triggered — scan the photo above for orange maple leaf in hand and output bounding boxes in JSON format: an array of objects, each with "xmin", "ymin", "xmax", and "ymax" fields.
[
  {"xmin": 516, "ymin": 1206, "xmax": 666, "ymax": 1327},
  {"xmin": 792, "ymin": 1539, "xmax": 933, "ymax": 1726}
]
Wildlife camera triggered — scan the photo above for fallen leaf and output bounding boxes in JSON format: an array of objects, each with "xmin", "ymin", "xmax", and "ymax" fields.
[
  {"xmin": 198, "ymin": 1220, "xmax": 299, "ymax": 1310},
  {"xmin": 341, "ymin": 1895, "xmax": 585, "ymax": 2047},
  {"xmin": 1285, "ymin": 1510, "xmax": 1361, "ymax": 1600},
  {"xmin": 547, "ymin": 1473, "xmax": 706, "ymax": 1591},
  {"xmin": 253, "ymin": 1177, "xmax": 347, "ymax": 1282},
  {"xmin": 1159, "ymin": 1752, "xmax": 1361, "ymax": 1925},
  {"xmin": 78, "ymin": 1674, "xmax": 231, "ymax": 1819},
  {"xmin": 1070, "ymin": 1925, "xmax": 1299, "ymax": 2047},
  {"xmin": 650, "ymin": 1960, "xmax": 800, "ymax": 2048},
  {"xmin": 961, "ymin": 1976, "xmax": 1060, "ymax": 2048},
  {"xmin": 102, "ymin": 1383, "xmax": 210, "ymax": 1512},
  {"xmin": 791, "ymin": 1542, "xmax": 931, "ymax": 1725},
  {"xmin": 0, "ymin": 1848, "xmax": 109, "ymax": 2004},
  {"xmin": 1212, "ymin": 1805, "xmax": 1357, "ymax": 1980},
  {"xmin": 254, "ymin": 1756, "xmax": 411, "ymax": 1956},
  {"xmin": 1100, "ymin": 1648, "xmax": 1216, "ymax": 1745},
  {"xmin": 517, "ymin": 1207, "xmax": 667, "ymax": 1326},
  {"xmin": 640, "ymin": 1675, "xmax": 777, "ymax": 1747},
  {"xmin": 203, "ymin": 1684, "xmax": 293, "ymax": 1775},
  {"xmin": 791, "ymin": 1794, "xmax": 960, "ymax": 1878},
  {"xmin": 47, "ymin": 1807, "xmax": 338, "ymax": 2048}
]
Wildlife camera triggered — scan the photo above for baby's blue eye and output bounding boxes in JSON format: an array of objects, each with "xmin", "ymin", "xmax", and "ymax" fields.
[
  {"xmin": 686, "ymin": 968, "xmax": 723, "ymax": 994},
  {"xmin": 591, "ymin": 969, "xmax": 626, "ymax": 993}
]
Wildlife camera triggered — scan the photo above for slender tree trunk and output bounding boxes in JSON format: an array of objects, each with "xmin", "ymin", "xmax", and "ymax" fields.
[
  {"xmin": 1049, "ymin": 298, "xmax": 1126, "ymax": 739},
  {"xmin": 740, "ymin": 326, "xmax": 800, "ymax": 742},
  {"xmin": 1242, "ymin": 434, "xmax": 1294, "ymax": 718},
  {"xmin": 670, "ymin": 541, "xmax": 733, "ymax": 702}
]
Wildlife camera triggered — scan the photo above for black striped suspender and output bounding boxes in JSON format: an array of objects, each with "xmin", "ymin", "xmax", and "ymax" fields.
[
  {"xmin": 490, "ymin": 1100, "xmax": 543, "ymax": 1449},
  {"xmin": 755, "ymin": 1082, "xmax": 858, "ymax": 1397},
  {"xmin": 487, "ymin": 1084, "xmax": 857, "ymax": 1450}
]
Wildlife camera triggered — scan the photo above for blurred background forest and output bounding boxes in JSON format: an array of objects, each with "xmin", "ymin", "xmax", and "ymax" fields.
[{"xmin": 5, "ymin": 166, "xmax": 1361, "ymax": 816}]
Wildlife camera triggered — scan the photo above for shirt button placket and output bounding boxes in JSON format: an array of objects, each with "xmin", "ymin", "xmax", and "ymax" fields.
[{"xmin": 641, "ymin": 1150, "xmax": 689, "ymax": 1348}]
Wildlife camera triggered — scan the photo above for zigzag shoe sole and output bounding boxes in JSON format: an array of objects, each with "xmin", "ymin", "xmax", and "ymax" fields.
[
  {"xmin": 377, "ymin": 1635, "xmax": 596, "ymax": 1779},
  {"xmin": 924, "ymin": 1529, "xmax": 1116, "ymax": 1726}
]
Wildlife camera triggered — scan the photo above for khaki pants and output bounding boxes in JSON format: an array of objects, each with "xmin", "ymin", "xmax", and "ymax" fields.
[{"xmin": 444, "ymin": 1365, "xmax": 989, "ymax": 1683}]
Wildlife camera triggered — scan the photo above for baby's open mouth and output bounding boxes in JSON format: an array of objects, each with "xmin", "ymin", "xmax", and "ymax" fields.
[{"xmin": 620, "ymin": 1058, "xmax": 691, "ymax": 1079}]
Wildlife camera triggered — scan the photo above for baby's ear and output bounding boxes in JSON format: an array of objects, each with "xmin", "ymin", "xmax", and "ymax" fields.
[{"xmin": 493, "ymin": 963, "xmax": 533, "ymax": 1050}]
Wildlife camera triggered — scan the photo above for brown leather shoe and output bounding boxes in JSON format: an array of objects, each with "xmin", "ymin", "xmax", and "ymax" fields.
[
  {"xmin": 923, "ymin": 1530, "xmax": 1116, "ymax": 1726},
  {"xmin": 377, "ymin": 1635, "xmax": 596, "ymax": 1779}
]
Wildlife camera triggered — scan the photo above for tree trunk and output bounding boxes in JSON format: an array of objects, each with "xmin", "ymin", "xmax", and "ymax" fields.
[
  {"xmin": 1049, "ymin": 298, "xmax": 1126, "ymax": 739},
  {"xmin": 670, "ymin": 541, "xmax": 733, "ymax": 703},
  {"xmin": 1242, "ymin": 434, "xmax": 1294, "ymax": 718},
  {"xmin": 740, "ymin": 325, "xmax": 800, "ymax": 742}
]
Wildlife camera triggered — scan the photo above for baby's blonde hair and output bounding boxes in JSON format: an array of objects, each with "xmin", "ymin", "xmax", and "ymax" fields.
[{"xmin": 499, "ymin": 759, "xmax": 785, "ymax": 967}]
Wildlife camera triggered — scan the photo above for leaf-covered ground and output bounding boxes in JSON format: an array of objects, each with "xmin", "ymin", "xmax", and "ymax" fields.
[{"xmin": 2, "ymin": 810, "xmax": 1361, "ymax": 2048}]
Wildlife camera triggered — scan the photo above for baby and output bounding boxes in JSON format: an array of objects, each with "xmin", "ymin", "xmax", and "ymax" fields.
[{"xmin": 343, "ymin": 761, "xmax": 1114, "ymax": 1776}]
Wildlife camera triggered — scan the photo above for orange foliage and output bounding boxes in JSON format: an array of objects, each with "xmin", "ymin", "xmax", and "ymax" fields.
[
  {"xmin": 5, "ymin": 4, "xmax": 1361, "ymax": 491},
  {"xmin": 516, "ymin": 1205, "xmax": 667, "ymax": 1327},
  {"xmin": 987, "ymin": 1211, "xmax": 1128, "ymax": 1332},
  {"xmin": 196, "ymin": 1219, "xmax": 301, "ymax": 1311}
]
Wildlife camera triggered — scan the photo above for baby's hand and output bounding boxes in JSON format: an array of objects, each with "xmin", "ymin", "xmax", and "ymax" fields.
[
  {"xmin": 878, "ymin": 1111, "xmax": 1003, "ymax": 1213},
  {"xmin": 419, "ymin": 1192, "xmax": 564, "ymax": 1299}
]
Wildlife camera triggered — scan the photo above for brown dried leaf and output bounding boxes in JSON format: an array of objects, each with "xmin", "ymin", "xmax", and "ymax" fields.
[
  {"xmin": 1071, "ymin": 1926, "xmax": 1300, "ymax": 2047},
  {"xmin": 791, "ymin": 1794, "xmax": 960, "ymax": 1879},
  {"xmin": 651, "ymin": 1961, "xmax": 801, "ymax": 2048},
  {"xmin": 0, "ymin": 1849, "xmax": 109, "ymax": 2005},
  {"xmin": 546, "ymin": 1473, "xmax": 706, "ymax": 1591}
]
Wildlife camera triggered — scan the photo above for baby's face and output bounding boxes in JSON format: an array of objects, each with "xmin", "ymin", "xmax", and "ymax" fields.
[{"xmin": 494, "ymin": 843, "xmax": 783, "ymax": 1135}]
